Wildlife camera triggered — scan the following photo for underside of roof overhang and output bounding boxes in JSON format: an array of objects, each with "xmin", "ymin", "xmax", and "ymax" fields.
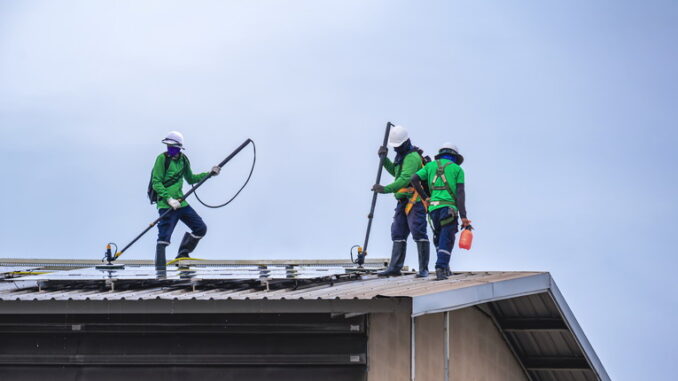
[{"xmin": 411, "ymin": 273, "xmax": 610, "ymax": 381}]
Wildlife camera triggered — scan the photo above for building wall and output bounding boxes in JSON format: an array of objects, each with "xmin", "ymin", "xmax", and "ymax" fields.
[
  {"xmin": 450, "ymin": 307, "xmax": 528, "ymax": 381},
  {"xmin": 367, "ymin": 299, "xmax": 412, "ymax": 381},
  {"xmin": 414, "ymin": 312, "xmax": 445, "ymax": 380},
  {"xmin": 368, "ymin": 303, "xmax": 528, "ymax": 381}
]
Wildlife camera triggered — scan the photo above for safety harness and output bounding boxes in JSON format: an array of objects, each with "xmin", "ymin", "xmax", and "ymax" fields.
[
  {"xmin": 147, "ymin": 154, "xmax": 189, "ymax": 204},
  {"xmin": 397, "ymin": 151, "xmax": 429, "ymax": 215},
  {"xmin": 428, "ymin": 159, "xmax": 458, "ymax": 226}
]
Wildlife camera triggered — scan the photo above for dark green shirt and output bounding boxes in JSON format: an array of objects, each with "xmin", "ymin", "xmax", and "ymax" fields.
[{"xmin": 383, "ymin": 151, "xmax": 423, "ymax": 199}]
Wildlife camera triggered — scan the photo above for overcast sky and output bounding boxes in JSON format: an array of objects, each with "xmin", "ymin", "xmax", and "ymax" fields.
[{"xmin": 1, "ymin": 1, "xmax": 677, "ymax": 379}]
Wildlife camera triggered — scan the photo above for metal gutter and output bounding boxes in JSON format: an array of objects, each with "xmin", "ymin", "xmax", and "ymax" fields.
[{"xmin": 0, "ymin": 298, "xmax": 404, "ymax": 315}]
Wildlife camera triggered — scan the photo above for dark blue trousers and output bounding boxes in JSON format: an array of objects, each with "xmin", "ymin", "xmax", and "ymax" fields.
[
  {"xmin": 157, "ymin": 205, "xmax": 207, "ymax": 245},
  {"xmin": 391, "ymin": 199, "xmax": 429, "ymax": 243},
  {"xmin": 430, "ymin": 207, "xmax": 458, "ymax": 269}
]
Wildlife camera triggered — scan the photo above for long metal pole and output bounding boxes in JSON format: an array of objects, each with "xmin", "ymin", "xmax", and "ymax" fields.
[
  {"xmin": 356, "ymin": 122, "xmax": 393, "ymax": 266},
  {"xmin": 111, "ymin": 139, "xmax": 253, "ymax": 261}
]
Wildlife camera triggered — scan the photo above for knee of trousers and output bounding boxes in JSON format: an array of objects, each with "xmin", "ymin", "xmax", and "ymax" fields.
[
  {"xmin": 192, "ymin": 224, "xmax": 207, "ymax": 238},
  {"xmin": 407, "ymin": 211, "xmax": 429, "ymax": 241},
  {"xmin": 411, "ymin": 227, "xmax": 429, "ymax": 242},
  {"xmin": 435, "ymin": 232, "xmax": 455, "ymax": 253},
  {"xmin": 391, "ymin": 222, "xmax": 409, "ymax": 241},
  {"xmin": 157, "ymin": 229, "xmax": 173, "ymax": 244}
]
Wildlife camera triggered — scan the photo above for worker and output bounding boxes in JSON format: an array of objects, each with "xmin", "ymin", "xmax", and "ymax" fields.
[
  {"xmin": 410, "ymin": 143, "xmax": 470, "ymax": 280},
  {"xmin": 151, "ymin": 131, "xmax": 220, "ymax": 268},
  {"xmin": 372, "ymin": 125, "xmax": 430, "ymax": 277}
]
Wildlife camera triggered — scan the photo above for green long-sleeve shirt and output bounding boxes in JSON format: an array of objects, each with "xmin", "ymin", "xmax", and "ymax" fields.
[
  {"xmin": 382, "ymin": 151, "xmax": 423, "ymax": 199},
  {"xmin": 151, "ymin": 153, "xmax": 209, "ymax": 209}
]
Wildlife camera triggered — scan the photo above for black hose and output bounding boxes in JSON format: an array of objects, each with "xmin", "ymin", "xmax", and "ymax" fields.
[{"xmin": 194, "ymin": 140, "xmax": 256, "ymax": 209}]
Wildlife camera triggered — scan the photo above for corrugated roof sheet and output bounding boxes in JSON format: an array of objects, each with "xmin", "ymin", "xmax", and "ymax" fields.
[
  {"xmin": 0, "ymin": 271, "xmax": 536, "ymax": 301},
  {"xmin": 491, "ymin": 293, "xmax": 600, "ymax": 381}
]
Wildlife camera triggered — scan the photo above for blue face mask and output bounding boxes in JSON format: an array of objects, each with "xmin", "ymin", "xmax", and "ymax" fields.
[
  {"xmin": 440, "ymin": 154, "xmax": 456, "ymax": 163},
  {"xmin": 167, "ymin": 146, "xmax": 181, "ymax": 157}
]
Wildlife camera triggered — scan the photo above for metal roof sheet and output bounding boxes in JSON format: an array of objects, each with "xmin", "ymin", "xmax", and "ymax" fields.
[{"xmin": 0, "ymin": 271, "xmax": 535, "ymax": 301}]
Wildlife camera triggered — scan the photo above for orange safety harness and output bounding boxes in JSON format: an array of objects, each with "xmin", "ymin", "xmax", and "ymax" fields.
[{"xmin": 397, "ymin": 154, "xmax": 428, "ymax": 215}]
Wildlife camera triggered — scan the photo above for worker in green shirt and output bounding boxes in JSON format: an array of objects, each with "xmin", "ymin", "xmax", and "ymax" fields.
[
  {"xmin": 151, "ymin": 131, "xmax": 220, "ymax": 268},
  {"xmin": 372, "ymin": 125, "xmax": 430, "ymax": 277},
  {"xmin": 411, "ymin": 143, "xmax": 471, "ymax": 280}
]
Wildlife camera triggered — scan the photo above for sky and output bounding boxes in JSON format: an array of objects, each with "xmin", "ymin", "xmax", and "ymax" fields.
[{"xmin": 1, "ymin": 0, "xmax": 677, "ymax": 379}]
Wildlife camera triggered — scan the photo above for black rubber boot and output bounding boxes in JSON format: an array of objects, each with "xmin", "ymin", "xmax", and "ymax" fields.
[
  {"xmin": 155, "ymin": 243, "xmax": 167, "ymax": 270},
  {"xmin": 176, "ymin": 232, "xmax": 201, "ymax": 259},
  {"xmin": 415, "ymin": 241, "xmax": 430, "ymax": 278},
  {"xmin": 378, "ymin": 241, "xmax": 407, "ymax": 277},
  {"xmin": 435, "ymin": 268, "xmax": 448, "ymax": 281}
]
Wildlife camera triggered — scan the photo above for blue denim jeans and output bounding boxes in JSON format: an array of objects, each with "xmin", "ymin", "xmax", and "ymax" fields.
[
  {"xmin": 391, "ymin": 199, "xmax": 429, "ymax": 243},
  {"xmin": 430, "ymin": 207, "xmax": 458, "ymax": 269},
  {"xmin": 157, "ymin": 205, "xmax": 207, "ymax": 245}
]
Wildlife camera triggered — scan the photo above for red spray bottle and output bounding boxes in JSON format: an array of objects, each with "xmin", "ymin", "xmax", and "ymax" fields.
[{"xmin": 459, "ymin": 225, "xmax": 474, "ymax": 250}]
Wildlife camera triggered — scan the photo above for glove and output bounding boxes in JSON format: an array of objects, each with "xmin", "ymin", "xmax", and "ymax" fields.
[
  {"xmin": 168, "ymin": 198, "xmax": 182, "ymax": 210},
  {"xmin": 377, "ymin": 146, "xmax": 388, "ymax": 157},
  {"xmin": 211, "ymin": 166, "xmax": 221, "ymax": 176},
  {"xmin": 372, "ymin": 184, "xmax": 386, "ymax": 193}
]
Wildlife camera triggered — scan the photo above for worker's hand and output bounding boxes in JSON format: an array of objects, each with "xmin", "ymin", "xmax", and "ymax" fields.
[
  {"xmin": 167, "ymin": 198, "xmax": 181, "ymax": 210},
  {"xmin": 377, "ymin": 146, "xmax": 388, "ymax": 157},
  {"xmin": 211, "ymin": 166, "xmax": 221, "ymax": 176},
  {"xmin": 372, "ymin": 184, "xmax": 386, "ymax": 193},
  {"xmin": 461, "ymin": 218, "xmax": 472, "ymax": 228}
]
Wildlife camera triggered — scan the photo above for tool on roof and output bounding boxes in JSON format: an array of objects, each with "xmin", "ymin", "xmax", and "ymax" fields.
[
  {"xmin": 97, "ymin": 138, "xmax": 256, "ymax": 270},
  {"xmin": 351, "ymin": 122, "xmax": 393, "ymax": 267}
]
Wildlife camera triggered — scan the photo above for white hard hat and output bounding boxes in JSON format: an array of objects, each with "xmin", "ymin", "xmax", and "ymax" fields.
[
  {"xmin": 162, "ymin": 131, "xmax": 184, "ymax": 148},
  {"xmin": 436, "ymin": 142, "xmax": 464, "ymax": 164},
  {"xmin": 440, "ymin": 142, "xmax": 459, "ymax": 152},
  {"xmin": 388, "ymin": 125, "xmax": 409, "ymax": 147}
]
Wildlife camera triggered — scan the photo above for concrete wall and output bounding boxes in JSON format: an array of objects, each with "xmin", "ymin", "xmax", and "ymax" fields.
[
  {"xmin": 368, "ymin": 303, "xmax": 528, "ymax": 381},
  {"xmin": 414, "ymin": 312, "xmax": 445, "ymax": 380},
  {"xmin": 367, "ymin": 299, "xmax": 412, "ymax": 381},
  {"xmin": 450, "ymin": 307, "xmax": 528, "ymax": 381}
]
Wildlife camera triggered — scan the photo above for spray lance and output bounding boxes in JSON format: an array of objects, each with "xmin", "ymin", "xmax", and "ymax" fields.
[
  {"xmin": 351, "ymin": 122, "xmax": 393, "ymax": 267},
  {"xmin": 98, "ymin": 138, "xmax": 256, "ymax": 270}
]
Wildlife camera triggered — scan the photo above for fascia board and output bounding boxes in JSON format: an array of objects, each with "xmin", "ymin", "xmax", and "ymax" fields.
[{"xmin": 411, "ymin": 272, "xmax": 551, "ymax": 317}]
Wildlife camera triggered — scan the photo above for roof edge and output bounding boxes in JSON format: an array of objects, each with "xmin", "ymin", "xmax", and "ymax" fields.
[
  {"xmin": 411, "ymin": 272, "xmax": 551, "ymax": 317},
  {"xmin": 548, "ymin": 278, "xmax": 611, "ymax": 381}
]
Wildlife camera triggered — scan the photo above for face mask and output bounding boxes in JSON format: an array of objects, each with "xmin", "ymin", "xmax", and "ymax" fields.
[
  {"xmin": 440, "ymin": 154, "xmax": 456, "ymax": 163},
  {"xmin": 167, "ymin": 146, "xmax": 181, "ymax": 157},
  {"xmin": 394, "ymin": 139, "xmax": 412, "ymax": 155}
]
